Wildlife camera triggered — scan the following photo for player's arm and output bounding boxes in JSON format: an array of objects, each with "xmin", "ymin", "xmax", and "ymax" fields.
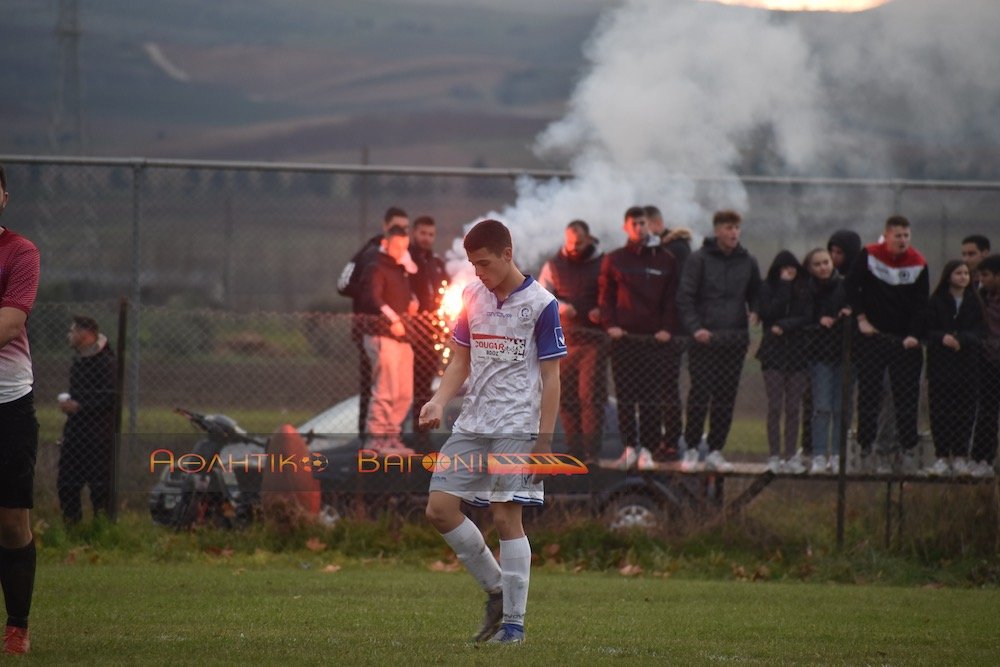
[
  {"xmin": 417, "ymin": 342, "xmax": 470, "ymax": 430},
  {"xmin": 533, "ymin": 358, "xmax": 561, "ymax": 455},
  {"xmin": 0, "ymin": 307, "xmax": 27, "ymax": 348}
]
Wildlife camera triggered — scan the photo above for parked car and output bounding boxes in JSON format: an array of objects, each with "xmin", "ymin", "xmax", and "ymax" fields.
[{"xmin": 299, "ymin": 394, "xmax": 706, "ymax": 532}]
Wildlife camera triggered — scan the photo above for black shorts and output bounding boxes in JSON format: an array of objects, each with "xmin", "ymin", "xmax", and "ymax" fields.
[{"xmin": 0, "ymin": 391, "xmax": 39, "ymax": 509}]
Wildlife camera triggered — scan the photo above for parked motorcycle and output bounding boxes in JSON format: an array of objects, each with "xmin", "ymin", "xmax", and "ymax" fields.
[{"xmin": 148, "ymin": 408, "xmax": 267, "ymax": 529}]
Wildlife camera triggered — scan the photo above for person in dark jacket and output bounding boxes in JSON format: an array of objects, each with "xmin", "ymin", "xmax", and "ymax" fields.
[
  {"xmin": 57, "ymin": 315, "xmax": 117, "ymax": 524},
  {"xmin": 845, "ymin": 215, "xmax": 929, "ymax": 474},
  {"xmin": 756, "ymin": 250, "xmax": 812, "ymax": 474},
  {"xmin": 644, "ymin": 205, "xmax": 691, "ymax": 455},
  {"xmin": 358, "ymin": 226, "xmax": 418, "ymax": 454},
  {"xmin": 676, "ymin": 210, "xmax": 761, "ymax": 472},
  {"xmin": 644, "ymin": 205, "xmax": 693, "ymax": 270},
  {"xmin": 599, "ymin": 207, "xmax": 678, "ymax": 470},
  {"xmin": 972, "ymin": 254, "xmax": 1000, "ymax": 477},
  {"xmin": 337, "ymin": 206, "xmax": 411, "ymax": 436},
  {"xmin": 539, "ymin": 220, "xmax": 606, "ymax": 463},
  {"xmin": 923, "ymin": 260, "xmax": 984, "ymax": 476},
  {"xmin": 409, "ymin": 216, "xmax": 450, "ymax": 452},
  {"xmin": 803, "ymin": 248, "xmax": 851, "ymax": 474},
  {"xmin": 828, "ymin": 229, "xmax": 862, "ymax": 277}
]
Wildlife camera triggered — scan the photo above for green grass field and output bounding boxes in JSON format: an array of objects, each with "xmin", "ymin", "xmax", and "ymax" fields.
[{"xmin": 32, "ymin": 561, "xmax": 1000, "ymax": 665}]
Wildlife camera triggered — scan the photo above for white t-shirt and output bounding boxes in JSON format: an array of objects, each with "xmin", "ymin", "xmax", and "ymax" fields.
[{"xmin": 452, "ymin": 276, "xmax": 566, "ymax": 438}]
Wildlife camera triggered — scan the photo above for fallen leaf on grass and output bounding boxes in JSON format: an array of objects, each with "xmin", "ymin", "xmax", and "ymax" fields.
[
  {"xmin": 619, "ymin": 564, "xmax": 643, "ymax": 577},
  {"xmin": 322, "ymin": 564, "xmax": 342, "ymax": 573},
  {"xmin": 429, "ymin": 560, "xmax": 461, "ymax": 572},
  {"xmin": 305, "ymin": 538, "xmax": 327, "ymax": 553},
  {"xmin": 204, "ymin": 546, "xmax": 234, "ymax": 558}
]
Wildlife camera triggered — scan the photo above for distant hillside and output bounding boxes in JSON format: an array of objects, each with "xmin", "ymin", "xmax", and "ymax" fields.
[{"xmin": 0, "ymin": 0, "xmax": 599, "ymax": 166}]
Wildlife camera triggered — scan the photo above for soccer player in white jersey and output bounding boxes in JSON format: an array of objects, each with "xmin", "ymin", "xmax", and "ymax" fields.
[{"xmin": 419, "ymin": 219, "xmax": 566, "ymax": 644}]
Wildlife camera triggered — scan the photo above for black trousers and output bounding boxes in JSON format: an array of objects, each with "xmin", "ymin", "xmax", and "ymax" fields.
[
  {"xmin": 972, "ymin": 357, "xmax": 1000, "ymax": 464},
  {"xmin": 855, "ymin": 335, "xmax": 922, "ymax": 452},
  {"xmin": 684, "ymin": 341, "xmax": 748, "ymax": 452},
  {"xmin": 928, "ymin": 376, "xmax": 977, "ymax": 459},
  {"xmin": 57, "ymin": 437, "xmax": 112, "ymax": 523},
  {"xmin": 610, "ymin": 338, "xmax": 667, "ymax": 452}
]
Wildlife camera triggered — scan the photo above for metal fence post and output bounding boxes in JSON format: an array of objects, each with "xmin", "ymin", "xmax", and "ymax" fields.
[
  {"xmin": 110, "ymin": 296, "xmax": 128, "ymax": 521},
  {"xmin": 128, "ymin": 162, "xmax": 143, "ymax": 436},
  {"xmin": 835, "ymin": 314, "xmax": 853, "ymax": 550}
]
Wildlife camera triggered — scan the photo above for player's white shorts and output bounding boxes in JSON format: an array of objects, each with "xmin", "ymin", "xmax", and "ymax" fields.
[{"xmin": 428, "ymin": 433, "xmax": 544, "ymax": 507}]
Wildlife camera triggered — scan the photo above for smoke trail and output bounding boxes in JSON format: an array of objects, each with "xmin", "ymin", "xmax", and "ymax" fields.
[
  {"xmin": 449, "ymin": 0, "xmax": 1000, "ymax": 274},
  {"xmin": 451, "ymin": 0, "xmax": 824, "ymax": 272}
]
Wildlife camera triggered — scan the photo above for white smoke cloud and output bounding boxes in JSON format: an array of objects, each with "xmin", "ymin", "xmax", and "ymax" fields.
[
  {"xmin": 447, "ymin": 0, "xmax": 1000, "ymax": 274},
  {"xmin": 446, "ymin": 0, "xmax": 825, "ymax": 272}
]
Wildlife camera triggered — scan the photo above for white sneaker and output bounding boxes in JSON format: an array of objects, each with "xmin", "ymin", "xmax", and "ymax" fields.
[
  {"xmin": 810, "ymin": 456, "xmax": 828, "ymax": 474},
  {"xmin": 898, "ymin": 452, "xmax": 918, "ymax": 476},
  {"xmin": 828, "ymin": 455, "xmax": 840, "ymax": 473},
  {"xmin": 613, "ymin": 446, "xmax": 638, "ymax": 470},
  {"xmin": 970, "ymin": 460, "xmax": 995, "ymax": 478},
  {"xmin": 923, "ymin": 458, "xmax": 950, "ymax": 477},
  {"xmin": 951, "ymin": 457, "xmax": 971, "ymax": 476},
  {"xmin": 705, "ymin": 450, "xmax": 734, "ymax": 472},
  {"xmin": 637, "ymin": 447, "xmax": 656, "ymax": 471},
  {"xmin": 680, "ymin": 447, "xmax": 700, "ymax": 471},
  {"xmin": 766, "ymin": 456, "xmax": 782, "ymax": 474},
  {"xmin": 784, "ymin": 457, "xmax": 807, "ymax": 474}
]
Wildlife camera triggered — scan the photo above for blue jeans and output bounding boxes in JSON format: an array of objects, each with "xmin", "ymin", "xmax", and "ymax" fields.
[{"xmin": 810, "ymin": 362, "xmax": 852, "ymax": 457}]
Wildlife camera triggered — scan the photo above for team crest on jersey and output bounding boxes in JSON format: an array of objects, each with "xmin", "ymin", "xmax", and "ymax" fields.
[
  {"xmin": 518, "ymin": 305, "xmax": 533, "ymax": 322},
  {"xmin": 555, "ymin": 327, "xmax": 566, "ymax": 349}
]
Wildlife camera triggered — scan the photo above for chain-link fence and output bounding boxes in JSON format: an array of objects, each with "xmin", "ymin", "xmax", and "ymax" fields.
[{"xmin": 3, "ymin": 155, "xmax": 998, "ymax": 556}]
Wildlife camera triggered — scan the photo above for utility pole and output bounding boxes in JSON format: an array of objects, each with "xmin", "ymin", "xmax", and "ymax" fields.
[{"xmin": 51, "ymin": 0, "xmax": 86, "ymax": 153}]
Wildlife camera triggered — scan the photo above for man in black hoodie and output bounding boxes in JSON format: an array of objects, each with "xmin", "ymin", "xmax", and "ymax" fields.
[
  {"xmin": 599, "ymin": 207, "xmax": 679, "ymax": 469},
  {"xmin": 58, "ymin": 315, "xmax": 117, "ymax": 524},
  {"xmin": 827, "ymin": 229, "xmax": 862, "ymax": 277},
  {"xmin": 845, "ymin": 216, "xmax": 929, "ymax": 473},
  {"xmin": 409, "ymin": 216, "xmax": 450, "ymax": 452},
  {"xmin": 677, "ymin": 210, "xmax": 761, "ymax": 472},
  {"xmin": 539, "ymin": 220, "xmax": 606, "ymax": 463}
]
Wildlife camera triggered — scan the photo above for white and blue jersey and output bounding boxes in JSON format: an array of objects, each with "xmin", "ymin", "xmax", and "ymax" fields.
[{"xmin": 452, "ymin": 276, "xmax": 567, "ymax": 438}]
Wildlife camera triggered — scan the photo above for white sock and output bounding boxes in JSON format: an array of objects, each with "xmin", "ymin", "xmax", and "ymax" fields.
[
  {"xmin": 441, "ymin": 517, "xmax": 501, "ymax": 593},
  {"xmin": 500, "ymin": 536, "xmax": 531, "ymax": 627}
]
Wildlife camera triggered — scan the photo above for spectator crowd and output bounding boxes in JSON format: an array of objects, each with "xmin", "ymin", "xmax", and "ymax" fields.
[{"xmin": 339, "ymin": 204, "xmax": 1000, "ymax": 479}]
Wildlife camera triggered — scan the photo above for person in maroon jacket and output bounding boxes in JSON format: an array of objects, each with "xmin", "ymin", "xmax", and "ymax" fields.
[
  {"xmin": 359, "ymin": 226, "xmax": 419, "ymax": 454},
  {"xmin": 539, "ymin": 220, "xmax": 606, "ymax": 463},
  {"xmin": 599, "ymin": 206, "xmax": 678, "ymax": 469},
  {"xmin": 845, "ymin": 215, "xmax": 929, "ymax": 474},
  {"xmin": 0, "ymin": 164, "xmax": 40, "ymax": 655}
]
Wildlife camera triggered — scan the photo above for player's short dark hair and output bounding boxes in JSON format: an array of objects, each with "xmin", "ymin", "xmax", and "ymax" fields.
[
  {"xmin": 977, "ymin": 254, "xmax": 1000, "ymax": 275},
  {"xmin": 0, "ymin": 164, "xmax": 6, "ymax": 192},
  {"xmin": 713, "ymin": 210, "xmax": 742, "ymax": 226},
  {"xmin": 566, "ymin": 219, "xmax": 590, "ymax": 236},
  {"xmin": 413, "ymin": 215, "xmax": 435, "ymax": 229},
  {"xmin": 384, "ymin": 206, "xmax": 408, "ymax": 223},
  {"xmin": 643, "ymin": 205, "xmax": 662, "ymax": 220},
  {"xmin": 624, "ymin": 206, "xmax": 645, "ymax": 221},
  {"xmin": 385, "ymin": 225, "xmax": 408, "ymax": 239},
  {"xmin": 464, "ymin": 219, "xmax": 511, "ymax": 256},
  {"xmin": 72, "ymin": 315, "xmax": 100, "ymax": 334},
  {"xmin": 962, "ymin": 234, "xmax": 991, "ymax": 252},
  {"xmin": 885, "ymin": 215, "xmax": 910, "ymax": 229}
]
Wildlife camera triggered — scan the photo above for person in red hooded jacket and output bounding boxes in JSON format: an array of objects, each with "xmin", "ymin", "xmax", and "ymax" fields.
[{"xmin": 845, "ymin": 215, "xmax": 929, "ymax": 474}]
